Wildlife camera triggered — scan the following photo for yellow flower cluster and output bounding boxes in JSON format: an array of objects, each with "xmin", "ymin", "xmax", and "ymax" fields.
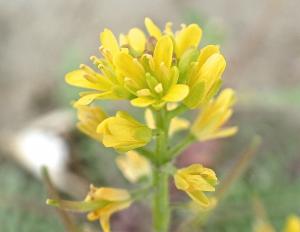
[{"xmin": 66, "ymin": 17, "xmax": 225, "ymax": 110}]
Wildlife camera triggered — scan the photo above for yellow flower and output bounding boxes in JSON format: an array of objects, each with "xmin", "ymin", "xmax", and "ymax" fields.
[
  {"xmin": 97, "ymin": 111, "xmax": 152, "ymax": 151},
  {"xmin": 144, "ymin": 17, "xmax": 202, "ymax": 58},
  {"xmin": 284, "ymin": 215, "xmax": 300, "ymax": 232},
  {"xmin": 174, "ymin": 164, "xmax": 218, "ymax": 208},
  {"xmin": 191, "ymin": 88, "xmax": 238, "ymax": 141},
  {"xmin": 183, "ymin": 45, "xmax": 226, "ymax": 109},
  {"xmin": 47, "ymin": 186, "xmax": 131, "ymax": 232},
  {"xmin": 65, "ymin": 28, "xmax": 133, "ymax": 106},
  {"xmin": 145, "ymin": 109, "xmax": 190, "ymax": 136},
  {"xmin": 116, "ymin": 150, "xmax": 151, "ymax": 183},
  {"xmin": 76, "ymin": 105, "xmax": 107, "ymax": 142},
  {"xmin": 114, "ymin": 35, "xmax": 189, "ymax": 108},
  {"xmin": 85, "ymin": 186, "xmax": 131, "ymax": 232},
  {"xmin": 66, "ymin": 17, "xmax": 230, "ymax": 109}
]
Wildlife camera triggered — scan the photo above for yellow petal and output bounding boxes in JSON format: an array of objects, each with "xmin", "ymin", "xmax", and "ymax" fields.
[
  {"xmin": 202, "ymin": 127, "xmax": 238, "ymax": 141},
  {"xmin": 163, "ymin": 84, "xmax": 189, "ymax": 102},
  {"xmin": 144, "ymin": 17, "xmax": 162, "ymax": 39},
  {"xmin": 65, "ymin": 70, "xmax": 111, "ymax": 91},
  {"xmin": 175, "ymin": 24, "xmax": 202, "ymax": 58},
  {"xmin": 114, "ymin": 52, "xmax": 145, "ymax": 87},
  {"xmin": 131, "ymin": 97, "xmax": 156, "ymax": 107},
  {"xmin": 198, "ymin": 53, "xmax": 226, "ymax": 89},
  {"xmin": 99, "ymin": 213, "xmax": 111, "ymax": 232},
  {"xmin": 100, "ymin": 29, "xmax": 119, "ymax": 56},
  {"xmin": 174, "ymin": 173, "xmax": 189, "ymax": 191},
  {"xmin": 128, "ymin": 28, "xmax": 146, "ymax": 53},
  {"xmin": 197, "ymin": 45, "xmax": 220, "ymax": 68},
  {"xmin": 153, "ymin": 35, "xmax": 173, "ymax": 68},
  {"xmin": 74, "ymin": 91, "xmax": 118, "ymax": 106},
  {"xmin": 91, "ymin": 187, "xmax": 130, "ymax": 202},
  {"xmin": 187, "ymin": 190, "xmax": 210, "ymax": 208}
]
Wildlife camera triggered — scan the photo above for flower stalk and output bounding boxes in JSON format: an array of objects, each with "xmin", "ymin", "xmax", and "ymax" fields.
[{"xmin": 152, "ymin": 107, "xmax": 171, "ymax": 231}]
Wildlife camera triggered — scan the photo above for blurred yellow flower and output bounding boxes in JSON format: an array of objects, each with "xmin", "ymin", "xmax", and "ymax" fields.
[
  {"xmin": 183, "ymin": 45, "xmax": 226, "ymax": 109},
  {"xmin": 284, "ymin": 215, "xmax": 300, "ymax": 232},
  {"xmin": 174, "ymin": 164, "xmax": 218, "ymax": 208},
  {"xmin": 47, "ymin": 185, "xmax": 131, "ymax": 232},
  {"xmin": 85, "ymin": 186, "xmax": 131, "ymax": 232},
  {"xmin": 253, "ymin": 222, "xmax": 275, "ymax": 232},
  {"xmin": 191, "ymin": 88, "xmax": 238, "ymax": 141},
  {"xmin": 116, "ymin": 150, "xmax": 151, "ymax": 183},
  {"xmin": 97, "ymin": 111, "xmax": 152, "ymax": 151},
  {"xmin": 76, "ymin": 105, "xmax": 107, "ymax": 142}
]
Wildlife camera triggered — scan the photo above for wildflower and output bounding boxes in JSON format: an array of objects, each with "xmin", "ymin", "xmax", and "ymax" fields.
[
  {"xmin": 284, "ymin": 215, "xmax": 300, "ymax": 232},
  {"xmin": 76, "ymin": 105, "xmax": 107, "ymax": 142},
  {"xmin": 47, "ymin": 186, "xmax": 131, "ymax": 232},
  {"xmin": 65, "ymin": 64, "xmax": 130, "ymax": 107},
  {"xmin": 116, "ymin": 150, "xmax": 151, "ymax": 183},
  {"xmin": 191, "ymin": 88, "xmax": 238, "ymax": 141},
  {"xmin": 144, "ymin": 17, "xmax": 202, "ymax": 58},
  {"xmin": 183, "ymin": 45, "xmax": 226, "ymax": 109},
  {"xmin": 174, "ymin": 164, "xmax": 218, "ymax": 208},
  {"xmin": 65, "ymin": 28, "xmax": 134, "ymax": 106},
  {"xmin": 114, "ymin": 35, "xmax": 189, "ymax": 108},
  {"xmin": 97, "ymin": 111, "xmax": 152, "ymax": 151}
]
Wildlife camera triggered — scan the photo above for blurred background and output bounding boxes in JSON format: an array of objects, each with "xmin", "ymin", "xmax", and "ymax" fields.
[{"xmin": 0, "ymin": 0, "xmax": 299, "ymax": 231}]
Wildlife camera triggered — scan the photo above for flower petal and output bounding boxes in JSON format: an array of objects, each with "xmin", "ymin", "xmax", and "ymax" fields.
[
  {"xmin": 131, "ymin": 97, "xmax": 156, "ymax": 107},
  {"xmin": 144, "ymin": 17, "xmax": 162, "ymax": 39},
  {"xmin": 100, "ymin": 29, "xmax": 119, "ymax": 56},
  {"xmin": 74, "ymin": 92, "xmax": 118, "ymax": 106},
  {"xmin": 114, "ymin": 52, "xmax": 145, "ymax": 87},
  {"xmin": 175, "ymin": 24, "xmax": 202, "ymax": 58},
  {"xmin": 128, "ymin": 28, "xmax": 146, "ymax": 53},
  {"xmin": 163, "ymin": 84, "xmax": 189, "ymax": 102},
  {"xmin": 65, "ymin": 70, "xmax": 111, "ymax": 91},
  {"xmin": 153, "ymin": 35, "xmax": 173, "ymax": 68}
]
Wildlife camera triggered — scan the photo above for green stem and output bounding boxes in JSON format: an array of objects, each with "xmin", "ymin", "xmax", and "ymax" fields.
[
  {"xmin": 153, "ymin": 168, "xmax": 170, "ymax": 232},
  {"xmin": 152, "ymin": 107, "xmax": 171, "ymax": 232},
  {"xmin": 168, "ymin": 134, "xmax": 195, "ymax": 160}
]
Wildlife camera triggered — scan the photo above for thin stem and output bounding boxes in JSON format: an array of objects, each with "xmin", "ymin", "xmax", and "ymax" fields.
[
  {"xmin": 167, "ymin": 104, "xmax": 188, "ymax": 120},
  {"xmin": 153, "ymin": 168, "xmax": 170, "ymax": 232},
  {"xmin": 167, "ymin": 134, "xmax": 195, "ymax": 160},
  {"xmin": 152, "ymin": 107, "xmax": 171, "ymax": 232}
]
